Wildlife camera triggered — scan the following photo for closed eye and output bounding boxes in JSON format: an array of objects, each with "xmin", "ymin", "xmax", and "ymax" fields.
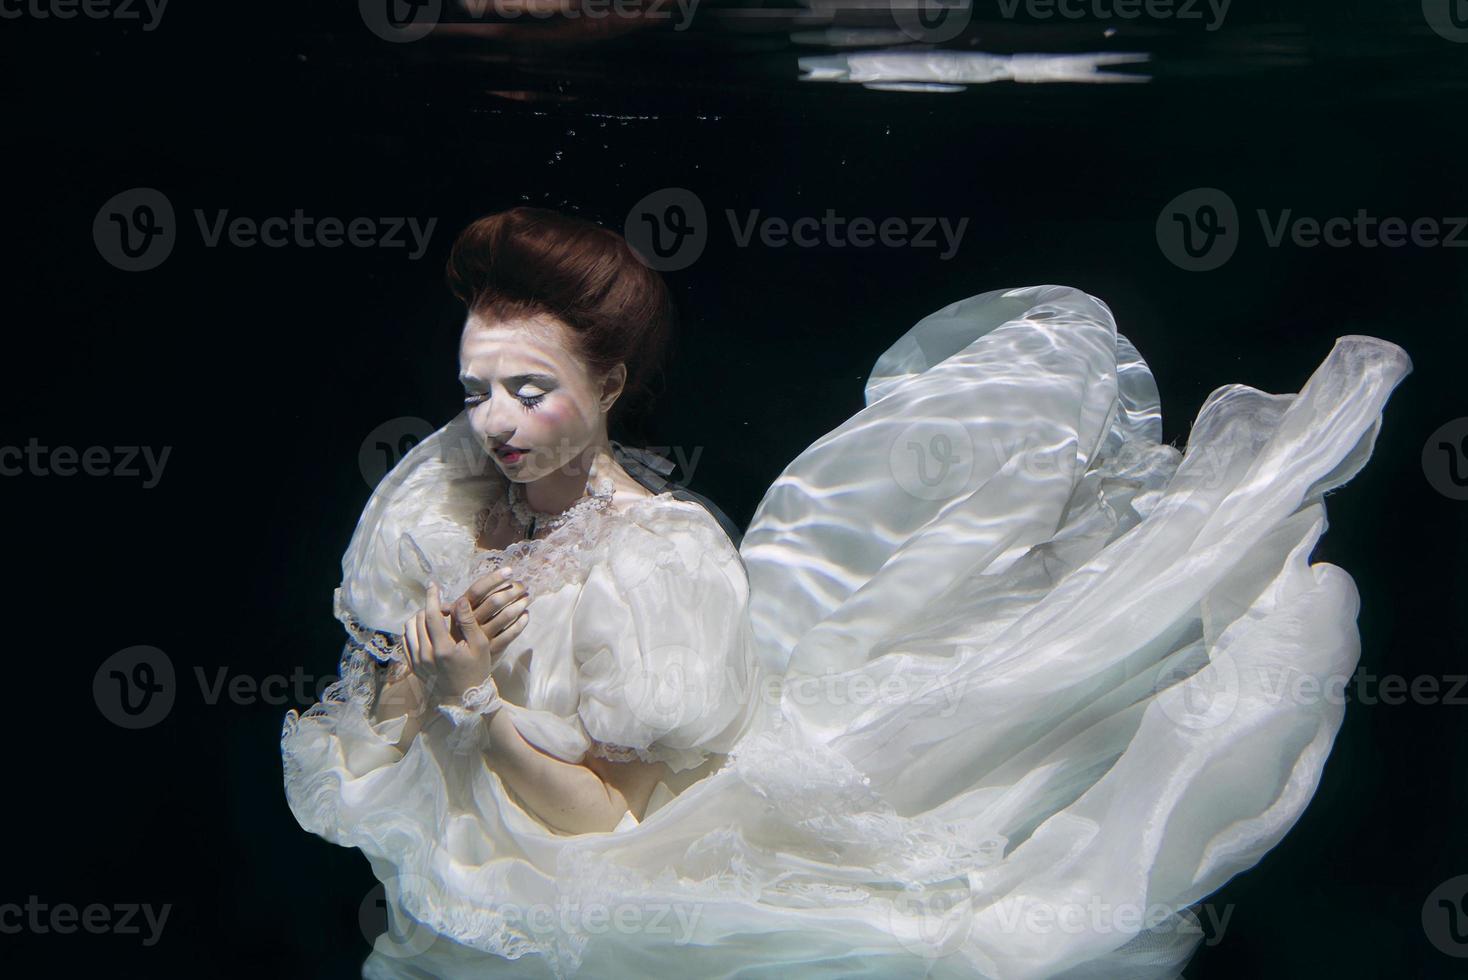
[{"xmin": 463, "ymin": 388, "xmax": 549, "ymax": 410}]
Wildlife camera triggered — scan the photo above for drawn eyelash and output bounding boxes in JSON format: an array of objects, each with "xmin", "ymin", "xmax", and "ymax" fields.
[{"xmin": 462, "ymin": 392, "xmax": 547, "ymax": 410}]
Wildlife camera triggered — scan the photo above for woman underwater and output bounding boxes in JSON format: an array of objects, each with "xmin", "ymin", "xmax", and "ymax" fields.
[{"xmin": 281, "ymin": 206, "xmax": 1412, "ymax": 978}]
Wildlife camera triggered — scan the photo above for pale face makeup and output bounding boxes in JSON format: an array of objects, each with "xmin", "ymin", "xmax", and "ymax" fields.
[{"xmin": 458, "ymin": 313, "xmax": 620, "ymax": 489}]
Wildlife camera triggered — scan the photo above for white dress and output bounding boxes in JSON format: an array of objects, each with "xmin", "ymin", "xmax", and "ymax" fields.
[{"xmin": 281, "ymin": 284, "xmax": 1411, "ymax": 979}]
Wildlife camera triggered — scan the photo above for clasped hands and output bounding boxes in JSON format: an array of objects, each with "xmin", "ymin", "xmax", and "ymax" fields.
[{"xmin": 398, "ymin": 568, "xmax": 531, "ymax": 713}]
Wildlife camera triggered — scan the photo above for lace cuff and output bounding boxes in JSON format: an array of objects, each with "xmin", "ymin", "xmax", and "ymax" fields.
[
  {"xmin": 435, "ymin": 681, "xmax": 505, "ymax": 756},
  {"xmin": 461, "ymin": 680, "xmax": 503, "ymax": 715},
  {"xmin": 587, "ymin": 740, "xmax": 645, "ymax": 764},
  {"xmin": 334, "ymin": 588, "xmax": 404, "ymax": 665},
  {"xmin": 586, "ymin": 739, "xmax": 711, "ymax": 773}
]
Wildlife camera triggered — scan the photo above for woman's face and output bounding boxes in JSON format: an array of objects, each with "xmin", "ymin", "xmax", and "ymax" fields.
[{"xmin": 459, "ymin": 312, "xmax": 620, "ymax": 483}]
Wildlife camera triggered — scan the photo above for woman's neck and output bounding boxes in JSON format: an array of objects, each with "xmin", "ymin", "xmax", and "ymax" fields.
[{"xmin": 521, "ymin": 438, "xmax": 615, "ymax": 515}]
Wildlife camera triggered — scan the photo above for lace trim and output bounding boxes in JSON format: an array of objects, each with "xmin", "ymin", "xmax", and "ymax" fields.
[
  {"xmin": 444, "ymin": 490, "xmax": 692, "ymax": 604},
  {"xmin": 530, "ymin": 727, "xmax": 1008, "ymax": 975},
  {"xmin": 294, "ymin": 492, "xmax": 735, "ymax": 769},
  {"xmin": 508, "ymin": 473, "xmax": 615, "ymax": 536},
  {"xmin": 461, "ymin": 680, "xmax": 503, "ymax": 715},
  {"xmin": 586, "ymin": 738, "xmax": 713, "ymax": 773},
  {"xmin": 332, "ymin": 588, "xmax": 399, "ymax": 661},
  {"xmin": 586, "ymin": 741, "xmax": 652, "ymax": 764},
  {"xmin": 311, "ymin": 493, "xmax": 720, "ymax": 718}
]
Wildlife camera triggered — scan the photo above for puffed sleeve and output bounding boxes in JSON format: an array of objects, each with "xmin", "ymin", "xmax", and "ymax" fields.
[
  {"xmin": 279, "ymin": 623, "xmax": 428, "ymax": 848},
  {"xmin": 571, "ymin": 500, "xmax": 766, "ymax": 774}
]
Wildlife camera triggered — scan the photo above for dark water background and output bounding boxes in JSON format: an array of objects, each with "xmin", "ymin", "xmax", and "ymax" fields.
[{"xmin": 3, "ymin": 1, "xmax": 1466, "ymax": 976}]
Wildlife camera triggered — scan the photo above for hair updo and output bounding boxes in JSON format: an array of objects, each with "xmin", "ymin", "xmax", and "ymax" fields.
[{"xmin": 445, "ymin": 207, "xmax": 675, "ymax": 430}]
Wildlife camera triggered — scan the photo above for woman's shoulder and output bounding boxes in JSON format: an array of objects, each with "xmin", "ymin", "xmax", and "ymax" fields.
[
  {"xmin": 611, "ymin": 489, "xmax": 740, "ymax": 556},
  {"xmin": 601, "ymin": 489, "xmax": 728, "ymax": 566},
  {"xmin": 581, "ymin": 492, "xmax": 748, "ymax": 608},
  {"xmin": 605, "ymin": 483, "xmax": 742, "ymax": 559}
]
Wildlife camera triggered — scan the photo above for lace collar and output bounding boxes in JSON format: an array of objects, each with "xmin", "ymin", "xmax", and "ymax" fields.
[
  {"xmin": 505, "ymin": 473, "xmax": 616, "ymax": 539},
  {"xmin": 338, "ymin": 411, "xmax": 704, "ymax": 634}
]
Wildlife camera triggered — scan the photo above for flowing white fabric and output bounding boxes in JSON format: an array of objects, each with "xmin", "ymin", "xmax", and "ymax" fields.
[{"xmin": 281, "ymin": 284, "xmax": 1411, "ymax": 979}]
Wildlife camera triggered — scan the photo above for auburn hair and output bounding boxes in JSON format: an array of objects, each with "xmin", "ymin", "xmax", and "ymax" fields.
[{"xmin": 445, "ymin": 207, "xmax": 675, "ymax": 428}]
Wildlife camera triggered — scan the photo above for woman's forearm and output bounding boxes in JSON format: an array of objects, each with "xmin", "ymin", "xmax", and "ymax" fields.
[
  {"xmin": 481, "ymin": 710, "xmax": 631, "ymax": 835},
  {"xmin": 369, "ymin": 671, "xmax": 430, "ymax": 753},
  {"xmin": 369, "ymin": 666, "xmax": 643, "ymax": 833}
]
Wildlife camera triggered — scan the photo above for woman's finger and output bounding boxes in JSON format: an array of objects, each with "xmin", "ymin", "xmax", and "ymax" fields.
[
  {"xmin": 452, "ymin": 596, "xmax": 491, "ymax": 653},
  {"xmin": 403, "ymin": 620, "xmax": 420, "ymax": 668},
  {"xmin": 486, "ymin": 595, "xmax": 530, "ymax": 637},
  {"xmin": 414, "ymin": 611, "xmax": 433, "ymax": 666},
  {"xmin": 464, "ymin": 568, "xmax": 516, "ymax": 608},
  {"xmin": 424, "ymin": 584, "xmax": 455, "ymax": 652},
  {"xmin": 490, "ymin": 606, "xmax": 529, "ymax": 653},
  {"xmin": 474, "ymin": 581, "xmax": 526, "ymax": 626}
]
